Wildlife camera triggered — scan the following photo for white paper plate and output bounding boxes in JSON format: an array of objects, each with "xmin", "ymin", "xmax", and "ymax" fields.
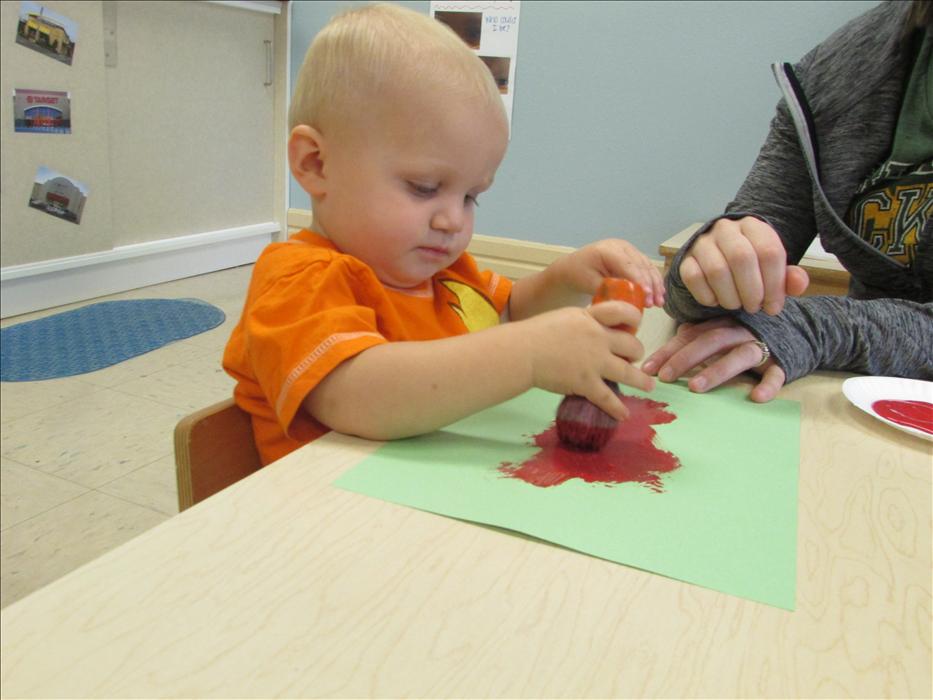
[{"xmin": 842, "ymin": 376, "xmax": 933, "ymax": 441}]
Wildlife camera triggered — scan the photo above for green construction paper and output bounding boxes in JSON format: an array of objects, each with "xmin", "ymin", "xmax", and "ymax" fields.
[{"xmin": 334, "ymin": 381, "xmax": 800, "ymax": 610}]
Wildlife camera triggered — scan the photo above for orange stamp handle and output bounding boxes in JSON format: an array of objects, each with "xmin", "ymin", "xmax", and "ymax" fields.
[{"xmin": 592, "ymin": 278, "xmax": 646, "ymax": 333}]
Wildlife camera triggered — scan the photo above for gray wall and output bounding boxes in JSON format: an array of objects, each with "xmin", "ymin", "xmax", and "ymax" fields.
[{"xmin": 289, "ymin": 0, "xmax": 878, "ymax": 254}]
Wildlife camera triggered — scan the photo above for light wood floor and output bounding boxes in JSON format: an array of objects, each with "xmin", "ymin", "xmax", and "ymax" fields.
[{"xmin": 1, "ymin": 265, "xmax": 252, "ymax": 608}]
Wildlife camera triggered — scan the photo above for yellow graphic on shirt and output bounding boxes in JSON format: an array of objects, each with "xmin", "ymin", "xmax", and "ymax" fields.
[
  {"xmin": 850, "ymin": 181, "xmax": 932, "ymax": 266},
  {"xmin": 440, "ymin": 279, "xmax": 500, "ymax": 332}
]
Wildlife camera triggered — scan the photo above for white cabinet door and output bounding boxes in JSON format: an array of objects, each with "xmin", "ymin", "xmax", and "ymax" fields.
[{"xmin": 105, "ymin": 0, "xmax": 275, "ymax": 247}]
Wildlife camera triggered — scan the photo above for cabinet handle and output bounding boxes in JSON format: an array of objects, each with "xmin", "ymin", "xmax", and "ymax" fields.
[{"xmin": 264, "ymin": 40, "xmax": 273, "ymax": 86}]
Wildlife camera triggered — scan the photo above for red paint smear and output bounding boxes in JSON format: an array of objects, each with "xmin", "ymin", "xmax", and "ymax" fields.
[
  {"xmin": 872, "ymin": 399, "xmax": 933, "ymax": 435},
  {"xmin": 500, "ymin": 395, "xmax": 681, "ymax": 492}
]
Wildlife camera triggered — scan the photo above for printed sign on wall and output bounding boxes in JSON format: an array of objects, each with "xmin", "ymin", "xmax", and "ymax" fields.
[
  {"xmin": 431, "ymin": 1, "xmax": 521, "ymax": 130},
  {"xmin": 13, "ymin": 89, "xmax": 71, "ymax": 133}
]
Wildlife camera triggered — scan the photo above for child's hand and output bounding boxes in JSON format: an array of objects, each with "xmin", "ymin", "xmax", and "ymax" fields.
[
  {"xmin": 553, "ymin": 238, "xmax": 665, "ymax": 308},
  {"xmin": 520, "ymin": 302, "xmax": 654, "ymax": 420}
]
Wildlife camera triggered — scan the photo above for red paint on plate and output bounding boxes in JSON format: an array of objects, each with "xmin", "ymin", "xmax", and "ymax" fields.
[
  {"xmin": 500, "ymin": 395, "xmax": 681, "ymax": 491},
  {"xmin": 871, "ymin": 399, "xmax": 933, "ymax": 435}
]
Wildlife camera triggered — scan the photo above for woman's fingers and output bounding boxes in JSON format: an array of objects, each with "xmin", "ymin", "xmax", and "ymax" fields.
[
  {"xmin": 645, "ymin": 318, "xmax": 785, "ymax": 400},
  {"xmin": 686, "ymin": 339, "xmax": 767, "ymax": 393},
  {"xmin": 679, "ymin": 256, "xmax": 717, "ymax": 307},
  {"xmin": 683, "ymin": 239, "xmax": 742, "ymax": 309},
  {"xmin": 649, "ymin": 321, "xmax": 749, "ymax": 382},
  {"xmin": 679, "ymin": 217, "xmax": 804, "ymax": 315},
  {"xmin": 749, "ymin": 364, "xmax": 786, "ymax": 403},
  {"xmin": 641, "ymin": 322, "xmax": 699, "ymax": 375},
  {"xmin": 587, "ymin": 299, "xmax": 643, "ymax": 335},
  {"xmin": 785, "ymin": 265, "xmax": 810, "ymax": 298},
  {"xmin": 659, "ymin": 325, "xmax": 752, "ymax": 383},
  {"xmin": 738, "ymin": 217, "xmax": 787, "ymax": 314}
]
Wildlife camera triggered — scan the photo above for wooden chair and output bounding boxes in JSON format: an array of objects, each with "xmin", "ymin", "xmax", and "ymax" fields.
[{"xmin": 174, "ymin": 397, "xmax": 262, "ymax": 511}]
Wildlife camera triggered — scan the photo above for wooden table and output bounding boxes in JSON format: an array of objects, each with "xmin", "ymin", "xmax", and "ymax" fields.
[
  {"xmin": 660, "ymin": 224, "xmax": 852, "ymax": 297},
  {"xmin": 2, "ymin": 309, "xmax": 930, "ymax": 699}
]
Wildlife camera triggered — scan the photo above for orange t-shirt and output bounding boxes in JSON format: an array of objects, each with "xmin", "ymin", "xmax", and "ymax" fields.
[{"xmin": 223, "ymin": 229, "xmax": 513, "ymax": 465}]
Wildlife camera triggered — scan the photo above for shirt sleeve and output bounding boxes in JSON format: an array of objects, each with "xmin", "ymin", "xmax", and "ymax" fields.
[
  {"xmin": 739, "ymin": 296, "xmax": 933, "ymax": 382},
  {"xmin": 244, "ymin": 256, "xmax": 388, "ymax": 436}
]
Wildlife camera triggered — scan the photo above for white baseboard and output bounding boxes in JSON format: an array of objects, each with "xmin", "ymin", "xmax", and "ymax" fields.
[
  {"xmin": 1, "ymin": 222, "xmax": 278, "ymax": 318},
  {"xmin": 287, "ymin": 208, "xmax": 312, "ymax": 233},
  {"xmin": 468, "ymin": 234, "xmax": 575, "ymax": 279}
]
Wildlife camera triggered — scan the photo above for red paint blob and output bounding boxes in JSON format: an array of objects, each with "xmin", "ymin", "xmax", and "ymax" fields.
[
  {"xmin": 872, "ymin": 399, "xmax": 933, "ymax": 435},
  {"xmin": 500, "ymin": 395, "xmax": 681, "ymax": 492}
]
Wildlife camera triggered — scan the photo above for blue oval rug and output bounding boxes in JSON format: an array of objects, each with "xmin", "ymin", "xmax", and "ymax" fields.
[{"xmin": 1, "ymin": 298, "xmax": 226, "ymax": 382}]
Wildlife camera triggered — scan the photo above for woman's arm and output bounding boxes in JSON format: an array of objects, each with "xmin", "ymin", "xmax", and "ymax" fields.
[
  {"xmin": 739, "ymin": 295, "xmax": 933, "ymax": 382},
  {"xmin": 666, "ymin": 46, "xmax": 822, "ymax": 324},
  {"xmin": 644, "ymin": 297, "xmax": 933, "ymax": 403}
]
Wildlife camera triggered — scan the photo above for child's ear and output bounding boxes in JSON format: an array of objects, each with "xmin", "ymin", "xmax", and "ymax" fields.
[{"xmin": 288, "ymin": 125, "xmax": 328, "ymax": 198}]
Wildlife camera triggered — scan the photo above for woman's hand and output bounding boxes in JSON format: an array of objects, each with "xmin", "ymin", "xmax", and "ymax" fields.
[
  {"xmin": 680, "ymin": 217, "xmax": 809, "ymax": 315},
  {"xmin": 641, "ymin": 318, "xmax": 786, "ymax": 402}
]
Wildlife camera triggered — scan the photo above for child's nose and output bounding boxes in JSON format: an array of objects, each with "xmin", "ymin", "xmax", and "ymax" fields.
[{"xmin": 430, "ymin": 201, "xmax": 465, "ymax": 234}]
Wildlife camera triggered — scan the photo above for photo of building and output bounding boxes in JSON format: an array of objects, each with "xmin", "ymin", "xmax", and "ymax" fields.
[
  {"xmin": 13, "ymin": 89, "xmax": 71, "ymax": 133},
  {"xmin": 28, "ymin": 166, "xmax": 88, "ymax": 224},
  {"xmin": 15, "ymin": 2, "xmax": 78, "ymax": 65}
]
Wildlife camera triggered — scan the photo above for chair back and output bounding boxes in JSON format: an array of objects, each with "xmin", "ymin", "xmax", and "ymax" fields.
[{"xmin": 174, "ymin": 397, "xmax": 262, "ymax": 510}]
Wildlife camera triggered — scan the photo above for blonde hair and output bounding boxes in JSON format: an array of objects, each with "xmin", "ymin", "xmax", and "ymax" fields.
[{"xmin": 288, "ymin": 3, "xmax": 505, "ymax": 133}]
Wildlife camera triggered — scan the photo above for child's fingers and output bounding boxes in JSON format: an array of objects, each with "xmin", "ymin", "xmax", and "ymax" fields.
[
  {"xmin": 632, "ymin": 256, "xmax": 663, "ymax": 305},
  {"xmin": 621, "ymin": 260, "xmax": 663, "ymax": 307},
  {"xmin": 605, "ymin": 356, "xmax": 655, "ymax": 393},
  {"xmin": 592, "ymin": 239, "xmax": 661, "ymax": 304},
  {"xmin": 584, "ymin": 380, "xmax": 629, "ymax": 421},
  {"xmin": 583, "ymin": 363, "xmax": 656, "ymax": 420},
  {"xmin": 587, "ymin": 299, "xmax": 642, "ymax": 332},
  {"xmin": 607, "ymin": 327, "xmax": 645, "ymax": 362}
]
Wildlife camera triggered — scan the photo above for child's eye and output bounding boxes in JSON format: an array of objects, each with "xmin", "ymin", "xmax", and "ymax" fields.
[
  {"xmin": 408, "ymin": 182, "xmax": 438, "ymax": 197},
  {"xmin": 465, "ymin": 194, "xmax": 480, "ymax": 207}
]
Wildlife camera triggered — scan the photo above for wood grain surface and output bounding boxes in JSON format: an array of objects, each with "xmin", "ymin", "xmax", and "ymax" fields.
[{"xmin": 1, "ymin": 308, "xmax": 930, "ymax": 698}]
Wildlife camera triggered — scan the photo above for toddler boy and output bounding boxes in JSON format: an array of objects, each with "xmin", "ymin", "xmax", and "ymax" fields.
[{"xmin": 224, "ymin": 3, "xmax": 663, "ymax": 465}]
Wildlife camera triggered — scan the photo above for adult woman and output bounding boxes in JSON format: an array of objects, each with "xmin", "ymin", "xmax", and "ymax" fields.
[{"xmin": 644, "ymin": 0, "xmax": 933, "ymax": 401}]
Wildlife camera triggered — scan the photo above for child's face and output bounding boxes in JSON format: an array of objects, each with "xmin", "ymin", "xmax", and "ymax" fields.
[{"xmin": 313, "ymin": 96, "xmax": 508, "ymax": 288}]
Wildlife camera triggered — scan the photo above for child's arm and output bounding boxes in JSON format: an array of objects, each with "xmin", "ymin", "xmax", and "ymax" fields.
[
  {"xmin": 304, "ymin": 301, "xmax": 651, "ymax": 441},
  {"xmin": 508, "ymin": 239, "xmax": 665, "ymax": 320}
]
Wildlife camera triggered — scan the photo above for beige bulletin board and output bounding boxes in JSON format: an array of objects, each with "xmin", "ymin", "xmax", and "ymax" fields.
[
  {"xmin": 1, "ymin": 1, "xmax": 279, "ymax": 310},
  {"xmin": 1, "ymin": 0, "xmax": 115, "ymax": 265}
]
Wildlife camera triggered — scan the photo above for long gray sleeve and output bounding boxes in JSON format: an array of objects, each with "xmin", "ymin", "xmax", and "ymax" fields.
[{"xmin": 739, "ymin": 296, "xmax": 933, "ymax": 382}]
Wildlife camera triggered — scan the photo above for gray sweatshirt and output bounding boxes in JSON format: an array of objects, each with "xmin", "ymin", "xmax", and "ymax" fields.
[{"xmin": 665, "ymin": 1, "xmax": 933, "ymax": 382}]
